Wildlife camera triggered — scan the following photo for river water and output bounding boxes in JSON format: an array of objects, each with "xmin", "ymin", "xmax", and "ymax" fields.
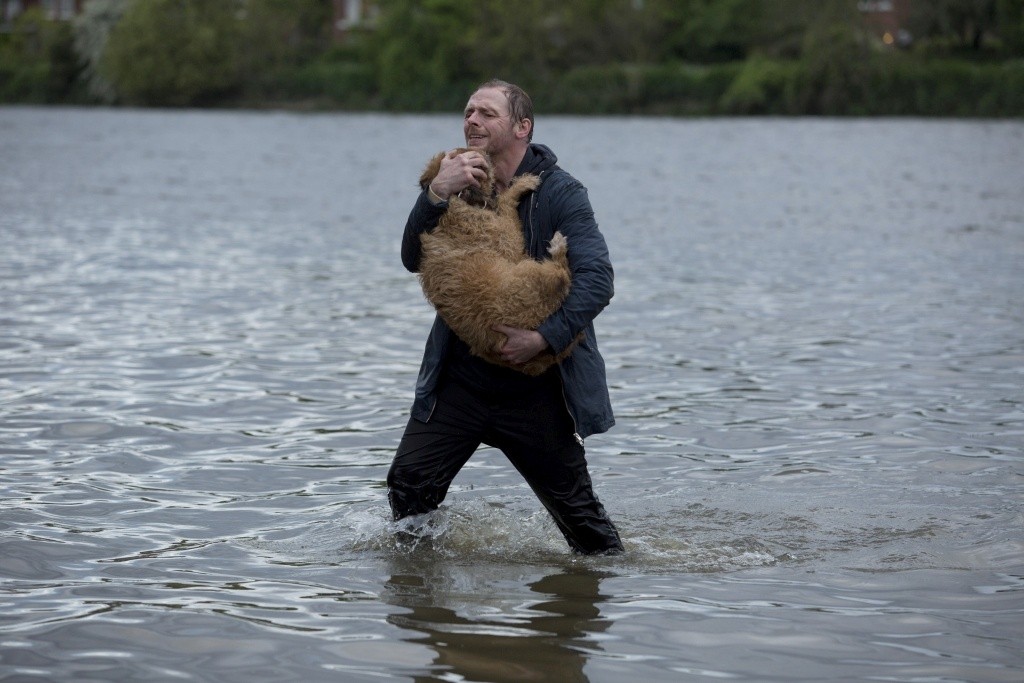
[{"xmin": 1, "ymin": 107, "xmax": 1022, "ymax": 682}]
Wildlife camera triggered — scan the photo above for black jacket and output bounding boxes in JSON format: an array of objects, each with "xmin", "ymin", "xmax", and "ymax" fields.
[{"xmin": 401, "ymin": 143, "xmax": 615, "ymax": 439}]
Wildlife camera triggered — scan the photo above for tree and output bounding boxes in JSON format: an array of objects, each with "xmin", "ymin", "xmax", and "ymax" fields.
[
  {"xmin": 470, "ymin": 0, "xmax": 563, "ymax": 90},
  {"xmin": 911, "ymin": 0, "xmax": 1000, "ymax": 51},
  {"xmin": 238, "ymin": 0, "xmax": 331, "ymax": 73},
  {"xmin": 370, "ymin": 0, "xmax": 478, "ymax": 108},
  {"xmin": 793, "ymin": 0, "xmax": 874, "ymax": 114},
  {"xmin": 0, "ymin": 7, "xmax": 81, "ymax": 102},
  {"xmin": 101, "ymin": 0, "xmax": 246, "ymax": 106},
  {"xmin": 997, "ymin": 0, "xmax": 1024, "ymax": 54},
  {"xmin": 662, "ymin": 0, "xmax": 765, "ymax": 62},
  {"xmin": 73, "ymin": 0, "xmax": 129, "ymax": 103}
]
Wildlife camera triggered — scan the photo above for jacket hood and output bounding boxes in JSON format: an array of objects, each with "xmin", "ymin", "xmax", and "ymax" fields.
[{"xmin": 516, "ymin": 143, "xmax": 559, "ymax": 177}]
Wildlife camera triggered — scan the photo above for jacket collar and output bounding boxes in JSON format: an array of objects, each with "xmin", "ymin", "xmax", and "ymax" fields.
[{"xmin": 514, "ymin": 143, "xmax": 558, "ymax": 177}]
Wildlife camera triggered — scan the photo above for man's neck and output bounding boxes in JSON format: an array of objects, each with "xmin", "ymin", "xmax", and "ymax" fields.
[{"xmin": 491, "ymin": 145, "xmax": 529, "ymax": 192}]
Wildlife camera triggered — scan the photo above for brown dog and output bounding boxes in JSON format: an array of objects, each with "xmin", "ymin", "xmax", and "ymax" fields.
[{"xmin": 417, "ymin": 149, "xmax": 581, "ymax": 376}]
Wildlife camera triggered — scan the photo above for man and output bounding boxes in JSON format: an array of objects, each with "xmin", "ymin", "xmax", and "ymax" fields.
[{"xmin": 387, "ymin": 79, "xmax": 622, "ymax": 555}]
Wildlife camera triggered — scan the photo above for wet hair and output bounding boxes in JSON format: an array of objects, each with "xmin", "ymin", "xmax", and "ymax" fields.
[{"xmin": 476, "ymin": 79, "xmax": 534, "ymax": 142}]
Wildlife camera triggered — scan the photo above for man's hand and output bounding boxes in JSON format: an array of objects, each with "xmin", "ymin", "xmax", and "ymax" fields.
[
  {"xmin": 493, "ymin": 325, "xmax": 549, "ymax": 365},
  {"xmin": 429, "ymin": 149, "xmax": 490, "ymax": 200}
]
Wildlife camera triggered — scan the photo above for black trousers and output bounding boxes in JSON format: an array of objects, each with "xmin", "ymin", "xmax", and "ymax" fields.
[{"xmin": 387, "ymin": 374, "xmax": 623, "ymax": 555}]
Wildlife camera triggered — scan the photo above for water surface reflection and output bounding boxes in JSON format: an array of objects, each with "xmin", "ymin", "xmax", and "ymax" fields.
[{"xmin": 385, "ymin": 564, "xmax": 611, "ymax": 682}]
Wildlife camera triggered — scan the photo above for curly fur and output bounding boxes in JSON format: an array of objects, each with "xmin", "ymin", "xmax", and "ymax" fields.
[{"xmin": 417, "ymin": 149, "xmax": 582, "ymax": 376}]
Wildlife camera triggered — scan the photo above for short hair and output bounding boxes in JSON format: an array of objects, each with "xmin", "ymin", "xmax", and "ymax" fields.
[{"xmin": 476, "ymin": 79, "xmax": 534, "ymax": 142}]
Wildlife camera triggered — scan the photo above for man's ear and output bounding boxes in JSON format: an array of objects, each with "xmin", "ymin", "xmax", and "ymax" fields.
[{"xmin": 515, "ymin": 118, "xmax": 532, "ymax": 141}]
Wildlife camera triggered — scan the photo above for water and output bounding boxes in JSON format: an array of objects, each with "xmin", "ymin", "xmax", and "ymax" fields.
[{"xmin": 1, "ymin": 107, "xmax": 1022, "ymax": 682}]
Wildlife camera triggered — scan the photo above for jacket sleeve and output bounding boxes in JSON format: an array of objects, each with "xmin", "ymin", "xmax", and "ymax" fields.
[
  {"xmin": 401, "ymin": 190, "xmax": 448, "ymax": 273},
  {"xmin": 536, "ymin": 178, "xmax": 614, "ymax": 354}
]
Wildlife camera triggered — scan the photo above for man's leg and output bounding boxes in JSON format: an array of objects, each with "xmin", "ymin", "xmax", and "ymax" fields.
[
  {"xmin": 387, "ymin": 380, "xmax": 486, "ymax": 519},
  {"xmin": 488, "ymin": 378, "xmax": 623, "ymax": 555}
]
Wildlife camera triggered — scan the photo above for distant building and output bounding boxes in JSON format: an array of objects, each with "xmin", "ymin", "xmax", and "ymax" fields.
[
  {"xmin": 858, "ymin": 0, "xmax": 913, "ymax": 47},
  {"xmin": 2, "ymin": 0, "xmax": 83, "ymax": 23},
  {"xmin": 3, "ymin": 1, "xmax": 379, "ymax": 40}
]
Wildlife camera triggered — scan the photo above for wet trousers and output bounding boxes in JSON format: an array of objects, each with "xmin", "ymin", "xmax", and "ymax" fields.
[{"xmin": 386, "ymin": 374, "xmax": 623, "ymax": 555}]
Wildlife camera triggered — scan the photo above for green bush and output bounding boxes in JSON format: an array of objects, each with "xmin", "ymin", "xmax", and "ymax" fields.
[
  {"xmin": 720, "ymin": 57, "xmax": 798, "ymax": 114},
  {"xmin": 0, "ymin": 60, "xmax": 48, "ymax": 102},
  {"xmin": 100, "ymin": 0, "xmax": 245, "ymax": 106},
  {"xmin": 294, "ymin": 61, "xmax": 375, "ymax": 101},
  {"xmin": 634, "ymin": 63, "xmax": 740, "ymax": 115},
  {"xmin": 247, "ymin": 59, "xmax": 377, "ymax": 108},
  {"xmin": 792, "ymin": 21, "xmax": 874, "ymax": 115},
  {"xmin": 863, "ymin": 57, "xmax": 927, "ymax": 115},
  {"xmin": 527, "ymin": 62, "xmax": 740, "ymax": 116},
  {"xmin": 0, "ymin": 8, "xmax": 80, "ymax": 103},
  {"xmin": 865, "ymin": 57, "xmax": 1024, "ymax": 116},
  {"xmin": 371, "ymin": 0, "xmax": 479, "ymax": 110},
  {"xmin": 997, "ymin": 60, "xmax": 1024, "ymax": 112},
  {"xmin": 1000, "ymin": 0, "xmax": 1024, "ymax": 56},
  {"xmin": 546, "ymin": 65, "xmax": 632, "ymax": 114},
  {"xmin": 2, "ymin": 0, "xmax": 1022, "ymax": 116}
]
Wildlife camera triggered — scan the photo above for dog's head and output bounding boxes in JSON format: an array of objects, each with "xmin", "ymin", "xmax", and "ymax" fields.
[{"xmin": 419, "ymin": 148, "xmax": 496, "ymax": 209}]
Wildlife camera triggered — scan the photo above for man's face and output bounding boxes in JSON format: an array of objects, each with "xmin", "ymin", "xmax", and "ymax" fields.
[{"xmin": 463, "ymin": 87, "xmax": 519, "ymax": 155}]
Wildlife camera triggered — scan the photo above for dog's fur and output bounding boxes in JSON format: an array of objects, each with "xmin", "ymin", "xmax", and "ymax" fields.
[{"xmin": 417, "ymin": 149, "xmax": 582, "ymax": 376}]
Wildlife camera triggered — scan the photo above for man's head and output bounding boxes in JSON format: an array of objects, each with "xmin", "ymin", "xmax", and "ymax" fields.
[{"xmin": 463, "ymin": 80, "xmax": 534, "ymax": 157}]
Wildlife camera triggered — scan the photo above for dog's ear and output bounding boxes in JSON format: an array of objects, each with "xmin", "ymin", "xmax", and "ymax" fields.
[{"xmin": 419, "ymin": 151, "xmax": 447, "ymax": 190}]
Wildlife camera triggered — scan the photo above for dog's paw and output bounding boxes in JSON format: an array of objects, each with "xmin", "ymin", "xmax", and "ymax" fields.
[{"xmin": 547, "ymin": 231, "xmax": 568, "ymax": 258}]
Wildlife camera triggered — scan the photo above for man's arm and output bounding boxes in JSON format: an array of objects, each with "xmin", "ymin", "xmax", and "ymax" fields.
[
  {"xmin": 535, "ymin": 179, "xmax": 613, "ymax": 354},
  {"xmin": 496, "ymin": 177, "xmax": 612, "ymax": 365},
  {"xmin": 401, "ymin": 150, "xmax": 491, "ymax": 273},
  {"xmin": 401, "ymin": 191, "xmax": 446, "ymax": 273}
]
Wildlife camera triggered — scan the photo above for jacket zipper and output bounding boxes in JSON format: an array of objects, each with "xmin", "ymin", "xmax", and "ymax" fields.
[
  {"xmin": 531, "ymin": 171, "xmax": 582, "ymax": 446},
  {"xmin": 532, "ymin": 174, "xmax": 581, "ymax": 446},
  {"xmin": 561, "ymin": 379, "xmax": 584, "ymax": 446},
  {"xmin": 527, "ymin": 177, "xmax": 537, "ymax": 256}
]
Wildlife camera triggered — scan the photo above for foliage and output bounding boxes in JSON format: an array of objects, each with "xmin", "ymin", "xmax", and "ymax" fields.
[
  {"xmin": 1, "ymin": 0, "xmax": 1022, "ymax": 114},
  {"xmin": 367, "ymin": 0, "xmax": 743, "ymax": 108},
  {"xmin": 246, "ymin": 59, "xmax": 376, "ymax": 109},
  {"xmin": 636, "ymin": 62, "xmax": 740, "ymax": 115},
  {"xmin": 658, "ymin": 0, "xmax": 765, "ymax": 62},
  {"xmin": 0, "ymin": 8, "xmax": 81, "ymax": 103},
  {"xmin": 73, "ymin": 0, "xmax": 128, "ymax": 103},
  {"xmin": 864, "ymin": 55, "xmax": 1024, "ymax": 115},
  {"xmin": 997, "ymin": 0, "xmax": 1024, "ymax": 54},
  {"xmin": 910, "ymin": 0, "xmax": 999, "ymax": 51},
  {"xmin": 100, "ymin": 0, "xmax": 246, "ymax": 106},
  {"xmin": 369, "ymin": 0, "xmax": 479, "ymax": 109},
  {"xmin": 540, "ymin": 61, "xmax": 740, "ymax": 116},
  {"xmin": 720, "ymin": 57, "xmax": 799, "ymax": 114},
  {"xmin": 793, "ymin": 14, "xmax": 875, "ymax": 115},
  {"xmin": 236, "ymin": 0, "xmax": 331, "ymax": 74}
]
